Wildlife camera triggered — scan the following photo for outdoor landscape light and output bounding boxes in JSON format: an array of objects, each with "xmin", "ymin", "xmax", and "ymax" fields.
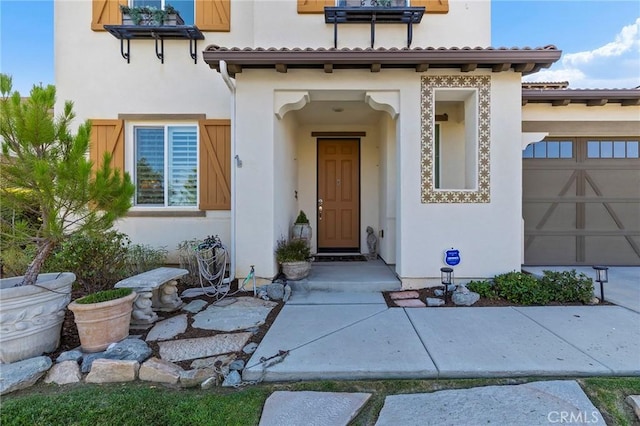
[
  {"xmin": 593, "ymin": 265, "xmax": 609, "ymax": 302},
  {"xmin": 440, "ymin": 267, "xmax": 453, "ymax": 303}
]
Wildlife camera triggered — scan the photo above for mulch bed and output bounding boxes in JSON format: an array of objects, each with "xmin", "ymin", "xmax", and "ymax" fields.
[
  {"xmin": 50, "ymin": 281, "xmax": 284, "ymax": 370},
  {"xmin": 382, "ymin": 287, "xmax": 611, "ymax": 308}
]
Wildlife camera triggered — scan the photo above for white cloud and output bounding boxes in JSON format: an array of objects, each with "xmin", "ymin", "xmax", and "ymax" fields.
[{"xmin": 525, "ymin": 17, "xmax": 640, "ymax": 89}]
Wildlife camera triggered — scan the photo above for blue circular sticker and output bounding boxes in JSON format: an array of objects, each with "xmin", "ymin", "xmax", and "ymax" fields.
[{"xmin": 444, "ymin": 249, "xmax": 460, "ymax": 266}]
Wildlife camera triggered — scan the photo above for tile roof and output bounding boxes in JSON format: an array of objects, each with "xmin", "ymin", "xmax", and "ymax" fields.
[
  {"xmin": 203, "ymin": 45, "xmax": 562, "ymax": 77},
  {"xmin": 522, "ymin": 88, "xmax": 640, "ymax": 106}
]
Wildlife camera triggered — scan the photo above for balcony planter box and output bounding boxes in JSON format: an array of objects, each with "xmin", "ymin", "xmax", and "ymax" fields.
[{"xmin": 121, "ymin": 9, "xmax": 184, "ymax": 26}]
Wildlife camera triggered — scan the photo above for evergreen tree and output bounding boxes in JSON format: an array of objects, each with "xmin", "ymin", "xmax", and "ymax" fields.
[{"xmin": 0, "ymin": 74, "xmax": 135, "ymax": 286}]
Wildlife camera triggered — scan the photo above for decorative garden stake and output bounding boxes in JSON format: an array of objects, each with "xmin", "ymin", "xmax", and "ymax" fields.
[{"xmin": 592, "ymin": 265, "xmax": 609, "ymax": 302}]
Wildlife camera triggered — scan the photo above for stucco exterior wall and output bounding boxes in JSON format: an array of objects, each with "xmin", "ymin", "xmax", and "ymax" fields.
[
  {"xmin": 399, "ymin": 71, "xmax": 523, "ymax": 287},
  {"xmin": 522, "ymin": 104, "xmax": 640, "ymax": 137},
  {"xmin": 232, "ymin": 69, "xmax": 524, "ymax": 283},
  {"xmin": 53, "ymin": 0, "xmax": 505, "ymax": 279}
]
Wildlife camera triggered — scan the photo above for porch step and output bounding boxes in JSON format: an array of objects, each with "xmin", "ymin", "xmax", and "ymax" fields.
[
  {"xmin": 288, "ymin": 259, "xmax": 401, "ymax": 293},
  {"xmin": 289, "ymin": 279, "xmax": 401, "ymax": 293}
]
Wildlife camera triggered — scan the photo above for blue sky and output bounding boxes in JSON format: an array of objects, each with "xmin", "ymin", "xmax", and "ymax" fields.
[{"xmin": 1, "ymin": 0, "xmax": 639, "ymax": 94}]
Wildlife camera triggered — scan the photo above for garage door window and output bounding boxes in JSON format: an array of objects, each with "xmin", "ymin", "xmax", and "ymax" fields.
[
  {"xmin": 523, "ymin": 140, "xmax": 573, "ymax": 159},
  {"xmin": 587, "ymin": 140, "xmax": 639, "ymax": 158}
]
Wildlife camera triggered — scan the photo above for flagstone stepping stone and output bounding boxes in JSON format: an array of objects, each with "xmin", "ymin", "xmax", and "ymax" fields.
[
  {"xmin": 182, "ymin": 299, "xmax": 208, "ymax": 314},
  {"xmin": 375, "ymin": 380, "xmax": 605, "ymax": 426},
  {"xmin": 146, "ymin": 314, "xmax": 188, "ymax": 342},
  {"xmin": 389, "ymin": 291, "xmax": 420, "ymax": 300},
  {"xmin": 259, "ymin": 391, "xmax": 371, "ymax": 426},
  {"xmin": 394, "ymin": 299, "xmax": 426, "ymax": 308},
  {"xmin": 158, "ymin": 333, "xmax": 252, "ymax": 362},
  {"xmin": 192, "ymin": 297, "xmax": 277, "ymax": 332}
]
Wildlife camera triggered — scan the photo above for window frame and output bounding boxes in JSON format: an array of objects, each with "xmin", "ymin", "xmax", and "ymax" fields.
[
  {"xmin": 126, "ymin": 121, "xmax": 200, "ymax": 210},
  {"xmin": 586, "ymin": 139, "xmax": 640, "ymax": 159},
  {"xmin": 523, "ymin": 140, "xmax": 574, "ymax": 159}
]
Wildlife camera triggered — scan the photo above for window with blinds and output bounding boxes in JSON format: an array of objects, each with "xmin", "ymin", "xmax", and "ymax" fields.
[{"xmin": 134, "ymin": 125, "xmax": 197, "ymax": 206}]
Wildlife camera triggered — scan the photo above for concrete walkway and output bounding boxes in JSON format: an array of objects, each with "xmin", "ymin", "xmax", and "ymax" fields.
[{"xmin": 245, "ymin": 266, "xmax": 640, "ymax": 381}]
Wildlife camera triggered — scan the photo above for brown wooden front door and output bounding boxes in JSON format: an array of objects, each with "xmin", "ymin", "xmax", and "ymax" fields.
[{"xmin": 317, "ymin": 139, "xmax": 360, "ymax": 252}]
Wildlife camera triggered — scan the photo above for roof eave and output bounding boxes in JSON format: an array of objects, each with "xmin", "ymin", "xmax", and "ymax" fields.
[{"xmin": 203, "ymin": 46, "xmax": 562, "ymax": 77}]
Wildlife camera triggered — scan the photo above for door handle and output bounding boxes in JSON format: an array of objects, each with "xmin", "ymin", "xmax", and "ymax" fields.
[{"xmin": 318, "ymin": 199, "xmax": 323, "ymax": 221}]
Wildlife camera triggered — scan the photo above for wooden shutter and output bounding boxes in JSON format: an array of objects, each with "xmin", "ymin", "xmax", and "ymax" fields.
[
  {"xmin": 90, "ymin": 119, "xmax": 125, "ymax": 175},
  {"xmin": 297, "ymin": 0, "xmax": 334, "ymax": 14},
  {"xmin": 412, "ymin": 0, "xmax": 449, "ymax": 14},
  {"xmin": 92, "ymin": 0, "xmax": 126, "ymax": 31},
  {"xmin": 196, "ymin": 0, "xmax": 231, "ymax": 31},
  {"xmin": 199, "ymin": 119, "xmax": 231, "ymax": 210}
]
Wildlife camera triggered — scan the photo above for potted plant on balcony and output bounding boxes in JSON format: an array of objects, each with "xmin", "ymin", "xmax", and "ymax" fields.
[
  {"xmin": 0, "ymin": 74, "xmax": 135, "ymax": 363},
  {"xmin": 68, "ymin": 288, "xmax": 137, "ymax": 352},
  {"xmin": 120, "ymin": 4, "xmax": 184, "ymax": 26},
  {"xmin": 291, "ymin": 210, "xmax": 312, "ymax": 247},
  {"xmin": 275, "ymin": 237, "xmax": 312, "ymax": 281}
]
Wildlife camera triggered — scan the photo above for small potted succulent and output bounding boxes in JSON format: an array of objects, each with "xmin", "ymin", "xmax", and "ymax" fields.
[{"xmin": 275, "ymin": 238, "xmax": 312, "ymax": 280}]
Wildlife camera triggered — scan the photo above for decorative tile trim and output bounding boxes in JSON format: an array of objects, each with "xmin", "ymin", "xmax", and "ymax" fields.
[{"xmin": 421, "ymin": 75, "xmax": 491, "ymax": 203}]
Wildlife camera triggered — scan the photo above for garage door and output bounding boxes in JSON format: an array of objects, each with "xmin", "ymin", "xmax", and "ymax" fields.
[{"xmin": 523, "ymin": 137, "xmax": 640, "ymax": 265}]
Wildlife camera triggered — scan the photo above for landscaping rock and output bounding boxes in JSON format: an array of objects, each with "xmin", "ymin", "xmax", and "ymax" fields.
[
  {"xmin": 56, "ymin": 349, "xmax": 83, "ymax": 363},
  {"xmin": 266, "ymin": 283, "xmax": 285, "ymax": 300},
  {"xmin": 222, "ymin": 370, "xmax": 242, "ymax": 387},
  {"xmin": 243, "ymin": 342, "xmax": 258, "ymax": 354},
  {"xmin": 44, "ymin": 360, "xmax": 81, "ymax": 385},
  {"xmin": 283, "ymin": 284, "xmax": 292, "ymax": 302},
  {"xmin": 394, "ymin": 299, "xmax": 426, "ymax": 308},
  {"xmin": 81, "ymin": 338, "xmax": 152, "ymax": 373},
  {"xmin": 389, "ymin": 291, "xmax": 420, "ymax": 300},
  {"xmin": 434, "ymin": 289, "xmax": 444, "ymax": 297},
  {"xmin": 146, "ymin": 314, "xmax": 188, "ymax": 341},
  {"xmin": 426, "ymin": 297, "xmax": 445, "ymax": 307},
  {"xmin": 85, "ymin": 359, "xmax": 139, "ymax": 383},
  {"xmin": 190, "ymin": 354, "xmax": 235, "ymax": 373},
  {"xmin": 201, "ymin": 376, "xmax": 219, "ymax": 389},
  {"xmin": 229, "ymin": 360, "xmax": 245, "ymax": 371},
  {"xmin": 139, "ymin": 357, "xmax": 183, "ymax": 384},
  {"xmin": 452, "ymin": 285, "xmax": 480, "ymax": 306},
  {"xmin": 179, "ymin": 368, "xmax": 217, "ymax": 388},
  {"xmin": 0, "ymin": 356, "xmax": 52, "ymax": 395},
  {"xmin": 182, "ymin": 299, "xmax": 208, "ymax": 313},
  {"xmin": 158, "ymin": 333, "xmax": 252, "ymax": 362},
  {"xmin": 626, "ymin": 395, "xmax": 640, "ymax": 419}
]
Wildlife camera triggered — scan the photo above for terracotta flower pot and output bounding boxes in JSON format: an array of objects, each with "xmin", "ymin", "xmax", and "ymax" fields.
[
  {"xmin": 68, "ymin": 291, "xmax": 137, "ymax": 353},
  {"xmin": 0, "ymin": 273, "xmax": 74, "ymax": 363}
]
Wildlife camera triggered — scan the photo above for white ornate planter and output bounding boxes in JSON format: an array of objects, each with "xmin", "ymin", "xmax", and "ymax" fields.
[{"xmin": 0, "ymin": 273, "xmax": 74, "ymax": 364}]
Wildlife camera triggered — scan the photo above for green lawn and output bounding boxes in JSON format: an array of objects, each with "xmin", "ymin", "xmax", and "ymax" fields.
[{"xmin": 2, "ymin": 377, "xmax": 638, "ymax": 426}]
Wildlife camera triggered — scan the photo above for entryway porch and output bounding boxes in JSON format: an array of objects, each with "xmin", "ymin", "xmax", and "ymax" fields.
[{"xmin": 289, "ymin": 258, "xmax": 401, "ymax": 293}]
